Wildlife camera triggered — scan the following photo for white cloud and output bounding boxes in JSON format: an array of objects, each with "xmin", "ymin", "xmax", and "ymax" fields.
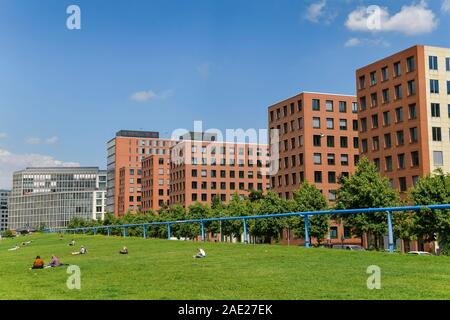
[
  {"xmin": 130, "ymin": 89, "xmax": 175, "ymax": 103},
  {"xmin": 344, "ymin": 37, "xmax": 390, "ymax": 48},
  {"xmin": 26, "ymin": 137, "xmax": 42, "ymax": 145},
  {"xmin": 346, "ymin": 2, "xmax": 438, "ymax": 35},
  {"xmin": 45, "ymin": 136, "xmax": 59, "ymax": 145},
  {"xmin": 0, "ymin": 148, "xmax": 80, "ymax": 189},
  {"xmin": 25, "ymin": 136, "xmax": 60, "ymax": 145},
  {"xmin": 0, "ymin": 133, "xmax": 7, "ymax": 139},
  {"xmin": 442, "ymin": 0, "xmax": 450, "ymax": 13},
  {"xmin": 305, "ymin": 0, "xmax": 327, "ymax": 23},
  {"xmin": 197, "ymin": 63, "xmax": 211, "ymax": 79}
]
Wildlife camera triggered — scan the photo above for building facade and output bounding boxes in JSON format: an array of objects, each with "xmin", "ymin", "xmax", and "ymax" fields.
[
  {"xmin": 169, "ymin": 139, "xmax": 271, "ymax": 207},
  {"xmin": 268, "ymin": 92, "xmax": 359, "ymax": 202},
  {"xmin": 8, "ymin": 167, "xmax": 107, "ymax": 230},
  {"xmin": 0, "ymin": 190, "xmax": 10, "ymax": 231},
  {"xmin": 141, "ymin": 154, "xmax": 171, "ymax": 212},
  {"xmin": 356, "ymin": 45, "xmax": 450, "ymax": 194},
  {"xmin": 107, "ymin": 130, "xmax": 174, "ymax": 216}
]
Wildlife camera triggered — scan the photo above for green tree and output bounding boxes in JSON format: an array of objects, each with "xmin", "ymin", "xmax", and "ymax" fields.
[
  {"xmin": 336, "ymin": 157, "xmax": 402, "ymax": 249},
  {"xmin": 409, "ymin": 169, "xmax": 450, "ymax": 255},
  {"xmin": 291, "ymin": 181, "xmax": 329, "ymax": 246}
]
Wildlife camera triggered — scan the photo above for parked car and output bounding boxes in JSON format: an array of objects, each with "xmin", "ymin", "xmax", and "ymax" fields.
[
  {"xmin": 332, "ymin": 244, "xmax": 365, "ymax": 251},
  {"xmin": 407, "ymin": 251, "xmax": 432, "ymax": 256}
]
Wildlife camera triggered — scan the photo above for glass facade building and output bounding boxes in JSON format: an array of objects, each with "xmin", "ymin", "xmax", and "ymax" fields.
[{"xmin": 8, "ymin": 167, "xmax": 107, "ymax": 230}]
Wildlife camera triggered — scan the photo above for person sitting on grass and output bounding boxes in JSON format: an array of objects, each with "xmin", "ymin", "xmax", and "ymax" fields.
[
  {"xmin": 193, "ymin": 248, "xmax": 206, "ymax": 259},
  {"xmin": 71, "ymin": 245, "xmax": 87, "ymax": 255},
  {"xmin": 31, "ymin": 256, "xmax": 45, "ymax": 269},
  {"xmin": 119, "ymin": 247, "xmax": 128, "ymax": 255},
  {"xmin": 47, "ymin": 255, "xmax": 63, "ymax": 268},
  {"xmin": 69, "ymin": 239, "xmax": 75, "ymax": 246}
]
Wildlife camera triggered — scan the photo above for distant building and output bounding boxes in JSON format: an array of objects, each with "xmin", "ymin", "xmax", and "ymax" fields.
[
  {"xmin": 169, "ymin": 138, "xmax": 271, "ymax": 207},
  {"xmin": 268, "ymin": 92, "xmax": 359, "ymax": 202},
  {"xmin": 8, "ymin": 167, "xmax": 107, "ymax": 230},
  {"xmin": 107, "ymin": 130, "xmax": 175, "ymax": 215},
  {"xmin": 0, "ymin": 190, "xmax": 10, "ymax": 231}
]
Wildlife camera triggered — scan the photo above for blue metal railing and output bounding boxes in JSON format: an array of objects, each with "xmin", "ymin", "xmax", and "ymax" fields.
[{"xmin": 44, "ymin": 204, "xmax": 450, "ymax": 253}]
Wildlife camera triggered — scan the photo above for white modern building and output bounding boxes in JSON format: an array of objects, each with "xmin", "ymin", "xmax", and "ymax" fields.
[
  {"xmin": 0, "ymin": 190, "xmax": 10, "ymax": 231},
  {"xmin": 8, "ymin": 167, "xmax": 107, "ymax": 230}
]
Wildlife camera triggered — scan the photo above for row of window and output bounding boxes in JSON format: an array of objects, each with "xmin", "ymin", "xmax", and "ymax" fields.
[
  {"xmin": 360, "ymin": 105, "xmax": 415, "ymax": 131},
  {"xmin": 359, "ymin": 80, "xmax": 417, "ymax": 109},
  {"xmin": 361, "ymin": 128, "xmax": 418, "ymax": 152},
  {"xmin": 372, "ymin": 152, "xmax": 421, "ymax": 173},
  {"xmin": 191, "ymin": 181, "xmax": 266, "ymax": 191},
  {"xmin": 269, "ymin": 99, "xmax": 358, "ymax": 122}
]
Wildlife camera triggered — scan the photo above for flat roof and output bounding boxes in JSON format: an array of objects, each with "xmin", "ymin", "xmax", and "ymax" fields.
[
  {"xmin": 269, "ymin": 91, "xmax": 356, "ymax": 108},
  {"xmin": 115, "ymin": 130, "xmax": 160, "ymax": 139}
]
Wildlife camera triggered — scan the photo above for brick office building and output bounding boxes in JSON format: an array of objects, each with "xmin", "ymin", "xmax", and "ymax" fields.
[{"xmin": 357, "ymin": 45, "xmax": 450, "ymax": 196}]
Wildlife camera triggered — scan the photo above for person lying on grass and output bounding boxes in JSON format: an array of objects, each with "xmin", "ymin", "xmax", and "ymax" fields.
[
  {"xmin": 193, "ymin": 248, "xmax": 206, "ymax": 259},
  {"xmin": 119, "ymin": 247, "xmax": 128, "ymax": 255},
  {"xmin": 71, "ymin": 245, "xmax": 87, "ymax": 255},
  {"xmin": 31, "ymin": 256, "xmax": 45, "ymax": 269},
  {"xmin": 8, "ymin": 244, "xmax": 20, "ymax": 251}
]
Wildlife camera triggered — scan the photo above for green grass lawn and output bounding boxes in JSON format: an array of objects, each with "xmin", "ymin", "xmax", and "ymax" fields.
[{"xmin": 1, "ymin": 233, "xmax": 450, "ymax": 300}]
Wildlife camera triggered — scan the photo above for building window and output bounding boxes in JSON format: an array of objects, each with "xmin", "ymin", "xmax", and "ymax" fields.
[
  {"xmin": 339, "ymin": 101, "xmax": 347, "ymax": 113},
  {"xmin": 395, "ymin": 107, "xmax": 403, "ymax": 123},
  {"xmin": 312, "ymin": 99, "xmax": 320, "ymax": 111},
  {"xmin": 313, "ymin": 135, "xmax": 322, "ymax": 147},
  {"xmin": 370, "ymin": 71, "xmax": 377, "ymax": 86},
  {"xmin": 341, "ymin": 154, "xmax": 349, "ymax": 166},
  {"xmin": 359, "ymin": 75, "xmax": 366, "ymax": 90},
  {"xmin": 371, "ymin": 93, "xmax": 378, "ymax": 108},
  {"xmin": 410, "ymin": 127, "xmax": 418, "ymax": 143},
  {"xmin": 353, "ymin": 137, "xmax": 359, "ymax": 149},
  {"xmin": 434, "ymin": 151, "xmax": 444, "ymax": 166},
  {"xmin": 398, "ymin": 154, "xmax": 405, "ymax": 169},
  {"xmin": 407, "ymin": 80, "xmax": 416, "ymax": 96},
  {"xmin": 412, "ymin": 176, "xmax": 420, "ymax": 186},
  {"xmin": 394, "ymin": 61, "xmax": 401, "ymax": 77},
  {"xmin": 362, "ymin": 139, "xmax": 368, "ymax": 153},
  {"xmin": 385, "ymin": 156, "xmax": 393, "ymax": 171},
  {"xmin": 430, "ymin": 79, "xmax": 440, "ymax": 94},
  {"xmin": 329, "ymin": 227, "xmax": 338, "ymax": 239},
  {"xmin": 360, "ymin": 96, "xmax": 367, "ymax": 110},
  {"xmin": 429, "ymin": 56, "xmax": 438, "ymax": 70},
  {"xmin": 340, "ymin": 137, "xmax": 348, "ymax": 148},
  {"xmin": 360, "ymin": 118, "xmax": 367, "ymax": 132},
  {"xmin": 431, "ymin": 103, "xmax": 441, "ymax": 117},
  {"xmin": 381, "ymin": 66, "xmax": 389, "ymax": 81},
  {"xmin": 313, "ymin": 117, "xmax": 321, "ymax": 128},
  {"xmin": 399, "ymin": 177, "xmax": 407, "ymax": 192},
  {"xmin": 327, "ymin": 154, "xmax": 335, "ymax": 165},
  {"xmin": 314, "ymin": 153, "xmax": 322, "ymax": 165},
  {"xmin": 326, "ymin": 100, "xmax": 334, "ymax": 112},
  {"xmin": 326, "ymin": 118, "xmax": 334, "ymax": 129},
  {"xmin": 352, "ymin": 102, "xmax": 358, "ymax": 113},
  {"xmin": 394, "ymin": 85, "xmax": 403, "ymax": 100},
  {"xmin": 383, "ymin": 111, "xmax": 391, "ymax": 126},
  {"xmin": 372, "ymin": 136, "xmax": 379, "ymax": 151},
  {"xmin": 353, "ymin": 119, "xmax": 359, "ymax": 131},
  {"xmin": 314, "ymin": 171, "xmax": 322, "ymax": 183},
  {"xmin": 411, "ymin": 151, "xmax": 420, "ymax": 167},
  {"xmin": 446, "ymin": 57, "xmax": 450, "ymax": 71},
  {"xmin": 384, "ymin": 134, "xmax": 392, "ymax": 148},
  {"xmin": 382, "ymin": 89, "xmax": 390, "ymax": 103},
  {"xmin": 328, "ymin": 171, "xmax": 336, "ymax": 183},
  {"xmin": 432, "ymin": 127, "xmax": 442, "ymax": 142},
  {"xmin": 374, "ymin": 158, "xmax": 381, "ymax": 171},
  {"xmin": 407, "ymin": 56, "xmax": 415, "ymax": 72},
  {"xmin": 327, "ymin": 136, "xmax": 335, "ymax": 148},
  {"xmin": 396, "ymin": 130, "xmax": 404, "ymax": 146},
  {"xmin": 409, "ymin": 104, "xmax": 417, "ymax": 119},
  {"xmin": 447, "ymin": 81, "xmax": 450, "ymax": 94},
  {"xmin": 339, "ymin": 119, "xmax": 348, "ymax": 130}
]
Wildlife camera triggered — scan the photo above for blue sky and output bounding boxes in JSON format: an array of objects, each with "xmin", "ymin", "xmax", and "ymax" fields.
[{"xmin": 0, "ymin": 0, "xmax": 450, "ymax": 188}]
